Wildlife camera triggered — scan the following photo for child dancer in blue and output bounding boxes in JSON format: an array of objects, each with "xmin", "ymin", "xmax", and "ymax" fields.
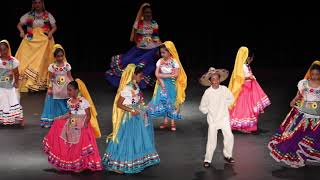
[
  {"xmin": 40, "ymin": 44, "xmax": 73, "ymax": 128},
  {"xmin": 103, "ymin": 64, "xmax": 160, "ymax": 174}
]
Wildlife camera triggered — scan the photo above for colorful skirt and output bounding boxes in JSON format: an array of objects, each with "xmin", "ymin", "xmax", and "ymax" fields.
[
  {"xmin": 148, "ymin": 78, "xmax": 182, "ymax": 121},
  {"xmin": 268, "ymin": 108, "xmax": 320, "ymax": 168},
  {"xmin": 230, "ymin": 79, "xmax": 270, "ymax": 132},
  {"xmin": 43, "ymin": 119, "xmax": 102, "ymax": 172},
  {"xmin": 40, "ymin": 95, "xmax": 68, "ymax": 128},
  {"xmin": 16, "ymin": 27, "xmax": 55, "ymax": 92},
  {"xmin": 103, "ymin": 113, "xmax": 160, "ymax": 174},
  {"xmin": 0, "ymin": 87, "xmax": 23, "ymax": 125},
  {"xmin": 105, "ymin": 46, "xmax": 159, "ymax": 88}
]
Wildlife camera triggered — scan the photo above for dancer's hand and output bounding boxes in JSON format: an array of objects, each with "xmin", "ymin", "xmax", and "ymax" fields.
[
  {"xmin": 160, "ymin": 83, "xmax": 166, "ymax": 91},
  {"xmin": 47, "ymin": 88, "xmax": 53, "ymax": 95},
  {"xmin": 48, "ymin": 32, "xmax": 53, "ymax": 40},
  {"xmin": 19, "ymin": 31, "xmax": 25, "ymax": 38},
  {"xmin": 290, "ymin": 100, "xmax": 296, "ymax": 108},
  {"xmin": 131, "ymin": 109, "xmax": 140, "ymax": 116},
  {"xmin": 83, "ymin": 121, "xmax": 89, "ymax": 128},
  {"xmin": 13, "ymin": 82, "xmax": 19, "ymax": 88},
  {"xmin": 50, "ymin": 72, "xmax": 56, "ymax": 79}
]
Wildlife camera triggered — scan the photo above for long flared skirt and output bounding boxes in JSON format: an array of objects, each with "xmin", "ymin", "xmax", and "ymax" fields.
[
  {"xmin": 43, "ymin": 119, "xmax": 102, "ymax": 171},
  {"xmin": 40, "ymin": 95, "xmax": 68, "ymax": 128},
  {"xmin": 16, "ymin": 27, "xmax": 55, "ymax": 92},
  {"xmin": 103, "ymin": 113, "xmax": 160, "ymax": 174},
  {"xmin": 230, "ymin": 80, "xmax": 270, "ymax": 132},
  {"xmin": 105, "ymin": 46, "xmax": 159, "ymax": 88},
  {"xmin": 268, "ymin": 108, "xmax": 320, "ymax": 168}
]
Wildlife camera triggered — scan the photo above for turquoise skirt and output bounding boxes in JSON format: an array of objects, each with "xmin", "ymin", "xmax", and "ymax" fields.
[
  {"xmin": 103, "ymin": 112, "xmax": 160, "ymax": 174},
  {"xmin": 40, "ymin": 95, "xmax": 68, "ymax": 128},
  {"xmin": 148, "ymin": 78, "xmax": 182, "ymax": 120}
]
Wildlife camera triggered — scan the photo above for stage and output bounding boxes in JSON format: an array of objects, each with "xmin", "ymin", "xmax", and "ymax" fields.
[{"xmin": 0, "ymin": 68, "xmax": 319, "ymax": 180}]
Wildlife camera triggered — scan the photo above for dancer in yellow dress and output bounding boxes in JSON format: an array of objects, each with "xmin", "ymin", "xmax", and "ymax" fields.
[{"xmin": 16, "ymin": 0, "xmax": 57, "ymax": 92}]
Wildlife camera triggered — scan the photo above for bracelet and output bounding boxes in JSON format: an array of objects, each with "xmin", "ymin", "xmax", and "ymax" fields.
[{"xmin": 131, "ymin": 109, "xmax": 136, "ymax": 113}]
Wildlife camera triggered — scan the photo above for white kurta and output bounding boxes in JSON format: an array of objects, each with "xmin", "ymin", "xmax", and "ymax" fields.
[{"xmin": 199, "ymin": 85, "xmax": 235, "ymax": 162}]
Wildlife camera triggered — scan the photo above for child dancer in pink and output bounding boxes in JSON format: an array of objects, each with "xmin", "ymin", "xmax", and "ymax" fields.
[
  {"xmin": 229, "ymin": 47, "xmax": 271, "ymax": 133},
  {"xmin": 43, "ymin": 79, "xmax": 102, "ymax": 172}
]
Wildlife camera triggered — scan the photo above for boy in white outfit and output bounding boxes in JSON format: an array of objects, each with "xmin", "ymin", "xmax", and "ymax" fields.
[{"xmin": 199, "ymin": 67, "xmax": 235, "ymax": 168}]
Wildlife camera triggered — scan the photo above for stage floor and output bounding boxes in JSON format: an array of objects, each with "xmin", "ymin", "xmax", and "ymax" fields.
[{"xmin": 0, "ymin": 69, "xmax": 319, "ymax": 180}]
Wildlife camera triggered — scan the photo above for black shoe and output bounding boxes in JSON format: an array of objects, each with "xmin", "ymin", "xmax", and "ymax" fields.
[
  {"xmin": 203, "ymin": 162, "xmax": 211, "ymax": 168},
  {"xmin": 224, "ymin": 157, "xmax": 235, "ymax": 163}
]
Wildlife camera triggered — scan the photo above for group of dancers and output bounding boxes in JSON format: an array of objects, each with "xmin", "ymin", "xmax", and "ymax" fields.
[{"xmin": 0, "ymin": 0, "xmax": 319, "ymax": 175}]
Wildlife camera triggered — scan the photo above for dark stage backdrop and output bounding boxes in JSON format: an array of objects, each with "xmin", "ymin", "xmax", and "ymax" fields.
[{"xmin": 1, "ymin": 0, "xmax": 320, "ymax": 74}]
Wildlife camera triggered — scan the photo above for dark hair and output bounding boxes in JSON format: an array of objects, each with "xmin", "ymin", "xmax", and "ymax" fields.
[
  {"xmin": 0, "ymin": 42, "xmax": 9, "ymax": 49},
  {"xmin": 53, "ymin": 48, "xmax": 64, "ymax": 57},
  {"xmin": 134, "ymin": 66, "xmax": 144, "ymax": 75},
  {"xmin": 142, "ymin": 5, "xmax": 152, "ymax": 12},
  {"xmin": 32, "ymin": 0, "xmax": 43, "ymax": 3},
  {"xmin": 159, "ymin": 44, "xmax": 168, "ymax": 51},
  {"xmin": 68, "ymin": 81, "xmax": 79, "ymax": 90},
  {"xmin": 310, "ymin": 64, "xmax": 320, "ymax": 72}
]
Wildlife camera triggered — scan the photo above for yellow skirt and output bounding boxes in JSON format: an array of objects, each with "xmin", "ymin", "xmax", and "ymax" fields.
[{"xmin": 16, "ymin": 27, "xmax": 55, "ymax": 92}]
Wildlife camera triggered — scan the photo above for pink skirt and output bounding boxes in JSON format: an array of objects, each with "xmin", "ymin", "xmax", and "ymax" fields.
[
  {"xmin": 230, "ymin": 80, "xmax": 271, "ymax": 132},
  {"xmin": 43, "ymin": 119, "xmax": 102, "ymax": 172}
]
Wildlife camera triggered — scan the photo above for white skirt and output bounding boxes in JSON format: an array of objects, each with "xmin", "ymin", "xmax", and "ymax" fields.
[{"xmin": 0, "ymin": 87, "xmax": 23, "ymax": 125}]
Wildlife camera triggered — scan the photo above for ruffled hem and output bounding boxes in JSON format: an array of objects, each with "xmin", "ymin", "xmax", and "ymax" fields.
[
  {"xmin": 231, "ymin": 117, "xmax": 257, "ymax": 132},
  {"xmin": 268, "ymin": 136, "xmax": 320, "ymax": 168},
  {"xmin": 43, "ymin": 138, "xmax": 102, "ymax": 171},
  {"xmin": 253, "ymin": 95, "xmax": 271, "ymax": 114},
  {"xmin": 0, "ymin": 105, "xmax": 23, "ymax": 125},
  {"xmin": 148, "ymin": 103, "xmax": 181, "ymax": 121},
  {"xmin": 102, "ymin": 152, "xmax": 160, "ymax": 174},
  {"xmin": 21, "ymin": 67, "xmax": 48, "ymax": 92},
  {"xmin": 40, "ymin": 118, "xmax": 54, "ymax": 127}
]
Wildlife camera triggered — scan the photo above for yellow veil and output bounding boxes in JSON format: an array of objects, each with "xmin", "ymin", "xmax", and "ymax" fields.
[
  {"xmin": 75, "ymin": 79, "xmax": 101, "ymax": 138},
  {"xmin": 153, "ymin": 41, "xmax": 187, "ymax": 107},
  {"xmin": 107, "ymin": 64, "xmax": 136, "ymax": 142},
  {"xmin": 304, "ymin": 61, "xmax": 320, "ymax": 79},
  {"xmin": 130, "ymin": 3, "xmax": 151, "ymax": 42},
  {"xmin": 228, "ymin": 46, "xmax": 249, "ymax": 108},
  {"xmin": 0, "ymin": 40, "xmax": 12, "ymax": 57}
]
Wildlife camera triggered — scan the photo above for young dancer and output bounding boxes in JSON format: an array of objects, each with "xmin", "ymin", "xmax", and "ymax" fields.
[{"xmin": 199, "ymin": 67, "xmax": 235, "ymax": 167}]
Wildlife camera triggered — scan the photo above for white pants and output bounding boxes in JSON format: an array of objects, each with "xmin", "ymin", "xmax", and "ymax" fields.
[{"xmin": 204, "ymin": 124, "xmax": 234, "ymax": 163}]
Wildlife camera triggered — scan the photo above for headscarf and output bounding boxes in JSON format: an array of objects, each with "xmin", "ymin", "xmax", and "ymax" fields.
[
  {"xmin": 75, "ymin": 79, "xmax": 101, "ymax": 138},
  {"xmin": 153, "ymin": 41, "xmax": 187, "ymax": 107},
  {"xmin": 228, "ymin": 46, "xmax": 249, "ymax": 108},
  {"xmin": 130, "ymin": 3, "xmax": 151, "ymax": 42},
  {"xmin": 107, "ymin": 64, "xmax": 136, "ymax": 142},
  {"xmin": 0, "ymin": 40, "xmax": 12, "ymax": 57},
  {"xmin": 304, "ymin": 61, "xmax": 320, "ymax": 80}
]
